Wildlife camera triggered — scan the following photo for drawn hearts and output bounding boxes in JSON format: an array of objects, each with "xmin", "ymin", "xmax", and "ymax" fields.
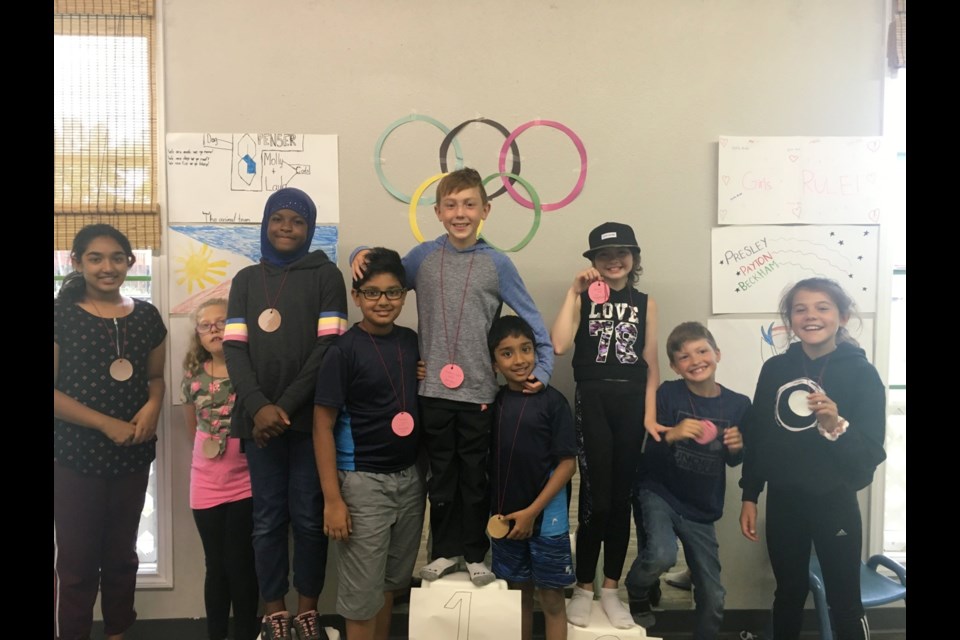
[
  {"xmin": 719, "ymin": 137, "xmax": 728, "ymax": 147},
  {"xmin": 791, "ymin": 204, "xmax": 802, "ymax": 217},
  {"xmin": 719, "ymin": 209, "xmax": 728, "ymax": 220},
  {"xmin": 867, "ymin": 140, "xmax": 881, "ymax": 152},
  {"xmin": 721, "ymin": 176, "xmax": 730, "ymax": 186},
  {"xmin": 867, "ymin": 209, "xmax": 880, "ymax": 222},
  {"xmin": 788, "ymin": 155, "xmax": 799, "ymax": 162}
]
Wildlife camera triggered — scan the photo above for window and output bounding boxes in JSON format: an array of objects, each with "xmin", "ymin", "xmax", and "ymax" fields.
[
  {"xmin": 54, "ymin": 0, "xmax": 160, "ymax": 251},
  {"xmin": 54, "ymin": 0, "xmax": 169, "ymax": 586},
  {"xmin": 877, "ymin": 67, "xmax": 905, "ymax": 563}
]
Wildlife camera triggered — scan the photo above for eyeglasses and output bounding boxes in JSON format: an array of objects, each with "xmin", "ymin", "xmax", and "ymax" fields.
[
  {"xmin": 356, "ymin": 287, "xmax": 405, "ymax": 301},
  {"xmin": 197, "ymin": 320, "xmax": 226, "ymax": 334}
]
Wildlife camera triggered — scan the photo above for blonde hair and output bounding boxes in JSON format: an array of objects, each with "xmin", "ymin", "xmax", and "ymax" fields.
[{"xmin": 182, "ymin": 298, "xmax": 228, "ymax": 376}]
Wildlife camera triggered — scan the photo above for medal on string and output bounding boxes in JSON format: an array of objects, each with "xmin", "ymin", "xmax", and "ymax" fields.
[
  {"xmin": 366, "ymin": 329, "xmax": 415, "ymax": 437},
  {"xmin": 202, "ymin": 435, "xmax": 222, "ymax": 459},
  {"xmin": 488, "ymin": 395, "xmax": 529, "ymax": 539},
  {"xmin": 258, "ymin": 264, "xmax": 292, "ymax": 332},
  {"xmin": 90, "ymin": 301, "xmax": 133, "ymax": 382},
  {"xmin": 588, "ymin": 280, "xmax": 610, "ymax": 304},
  {"xmin": 438, "ymin": 239, "xmax": 476, "ymax": 389}
]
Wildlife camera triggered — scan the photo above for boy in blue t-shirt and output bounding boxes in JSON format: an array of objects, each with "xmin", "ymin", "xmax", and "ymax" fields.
[
  {"xmin": 625, "ymin": 322, "xmax": 749, "ymax": 639},
  {"xmin": 313, "ymin": 248, "xmax": 424, "ymax": 640},
  {"xmin": 487, "ymin": 316, "xmax": 576, "ymax": 640}
]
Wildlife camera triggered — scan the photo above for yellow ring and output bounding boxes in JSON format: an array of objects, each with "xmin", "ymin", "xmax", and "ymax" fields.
[{"xmin": 408, "ymin": 173, "xmax": 448, "ymax": 243}]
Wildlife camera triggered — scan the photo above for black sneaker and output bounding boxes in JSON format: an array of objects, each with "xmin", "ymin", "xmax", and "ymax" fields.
[
  {"xmin": 649, "ymin": 580, "xmax": 662, "ymax": 607},
  {"xmin": 628, "ymin": 596, "xmax": 656, "ymax": 628}
]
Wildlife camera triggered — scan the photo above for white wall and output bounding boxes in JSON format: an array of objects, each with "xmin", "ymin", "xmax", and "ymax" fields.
[{"xmin": 141, "ymin": 0, "xmax": 887, "ymax": 619}]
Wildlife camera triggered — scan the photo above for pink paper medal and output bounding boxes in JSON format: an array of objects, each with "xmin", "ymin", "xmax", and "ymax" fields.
[
  {"xmin": 588, "ymin": 280, "xmax": 610, "ymax": 304},
  {"xmin": 392, "ymin": 411, "xmax": 415, "ymax": 437},
  {"xmin": 440, "ymin": 364, "xmax": 465, "ymax": 389},
  {"xmin": 695, "ymin": 419, "xmax": 718, "ymax": 445}
]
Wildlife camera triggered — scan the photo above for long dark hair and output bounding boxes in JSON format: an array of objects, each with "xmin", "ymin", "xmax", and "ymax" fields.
[{"xmin": 57, "ymin": 224, "xmax": 136, "ymax": 303}]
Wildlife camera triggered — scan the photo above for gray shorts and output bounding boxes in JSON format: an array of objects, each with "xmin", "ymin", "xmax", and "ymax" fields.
[{"xmin": 336, "ymin": 465, "xmax": 426, "ymax": 620}]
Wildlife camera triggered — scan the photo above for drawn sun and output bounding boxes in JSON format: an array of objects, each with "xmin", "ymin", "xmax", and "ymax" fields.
[{"xmin": 175, "ymin": 242, "xmax": 229, "ymax": 294}]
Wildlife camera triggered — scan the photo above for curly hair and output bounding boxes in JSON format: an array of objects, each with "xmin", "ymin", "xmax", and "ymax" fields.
[{"xmin": 182, "ymin": 298, "xmax": 229, "ymax": 376}]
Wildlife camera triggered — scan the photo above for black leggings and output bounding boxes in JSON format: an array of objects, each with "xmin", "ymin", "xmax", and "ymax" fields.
[
  {"xmin": 192, "ymin": 498, "xmax": 261, "ymax": 640},
  {"xmin": 767, "ymin": 486, "xmax": 869, "ymax": 640},
  {"xmin": 574, "ymin": 380, "xmax": 645, "ymax": 584}
]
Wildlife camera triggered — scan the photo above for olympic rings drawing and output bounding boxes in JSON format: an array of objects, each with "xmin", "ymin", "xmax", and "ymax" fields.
[
  {"xmin": 497, "ymin": 120, "xmax": 587, "ymax": 211},
  {"xmin": 439, "ymin": 118, "xmax": 521, "ymax": 200},
  {"xmin": 407, "ymin": 172, "xmax": 542, "ymax": 253},
  {"xmin": 377, "ymin": 114, "xmax": 587, "ymax": 250},
  {"xmin": 374, "ymin": 114, "xmax": 464, "ymax": 205}
]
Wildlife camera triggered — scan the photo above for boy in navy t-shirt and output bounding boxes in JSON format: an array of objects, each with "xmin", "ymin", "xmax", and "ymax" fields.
[
  {"xmin": 625, "ymin": 322, "xmax": 749, "ymax": 638},
  {"xmin": 487, "ymin": 316, "xmax": 576, "ymax": 640},
  {"xmin": 313, "ymin": 248, "xmax": 424, "ymax": 640}
]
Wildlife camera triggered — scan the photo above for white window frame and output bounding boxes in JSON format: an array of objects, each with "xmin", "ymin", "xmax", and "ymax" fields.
[{"xmin": 867, "ymin": 66, "xmax": 905, "ymax": 566}]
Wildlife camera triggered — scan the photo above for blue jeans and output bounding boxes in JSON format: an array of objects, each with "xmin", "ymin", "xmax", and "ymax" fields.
[
  {"xmin": 626, "ymin": 489, "xmax": 725, "ymax": 640},
  {"xmin": 245, "ymin": 430, "xmax": 327, "ymax": 602}
]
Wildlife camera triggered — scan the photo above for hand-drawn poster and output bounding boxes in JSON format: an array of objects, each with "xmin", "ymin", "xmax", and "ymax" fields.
[
  {"xmin": 166, "ymin": 133, "xmax": 339, "ymax": 223},
  {"xmin": 168, "ymin": 224, "xmax": 338, "ymax": 315},
  {"xmin": 718, "ymin": 136, "xmax": 887, "ymax": 225},
  {"xmin": 712, "ymin": 225, "xmax": 879, "ymax": 313},
  {"xmin": 707, "ymin": 317, "xmax": 875, "ymax": 398}
]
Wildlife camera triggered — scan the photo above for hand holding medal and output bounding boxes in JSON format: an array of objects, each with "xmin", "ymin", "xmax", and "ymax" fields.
[
  {"xmin": 571, "ymin": 267, "xmax": 608, "ymax": 303},
  {"xmin": 487, "ymin": 513, "xmax": 511, "ymax": 539},
  {"xmin": 775, "ymin": 378, "xmax": 847, "ymax": 441}
]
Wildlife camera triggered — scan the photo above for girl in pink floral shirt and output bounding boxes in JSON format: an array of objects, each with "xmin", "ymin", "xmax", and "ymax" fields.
[{"xmin": 182, "ymin": 298, "xmax": 260, "ymax": 640}]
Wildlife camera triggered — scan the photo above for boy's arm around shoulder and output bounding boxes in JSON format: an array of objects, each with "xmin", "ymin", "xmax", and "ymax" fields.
[
  {"xmin": 350, "ymin": 244, "xmax": 424, "ymax": 291},
  {"xmin": 494, "ymin": 253, "xmax": 554, "ymax": 385}
]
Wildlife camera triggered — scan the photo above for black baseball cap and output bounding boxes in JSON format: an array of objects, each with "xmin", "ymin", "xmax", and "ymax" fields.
[{"xmin": 583, "ymin": 222, "xmax": 640, "ymax": 259}]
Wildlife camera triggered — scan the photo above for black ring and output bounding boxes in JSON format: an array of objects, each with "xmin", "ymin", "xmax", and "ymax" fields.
[{"xmin": 438, "ymin": 118, "xmax": 521, "ymax": 199}]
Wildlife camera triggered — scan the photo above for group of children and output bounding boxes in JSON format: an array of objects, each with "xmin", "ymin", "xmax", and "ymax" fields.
[{"xmin": 53, "ymin": 168, "xmax": 887, "ymax": 640}]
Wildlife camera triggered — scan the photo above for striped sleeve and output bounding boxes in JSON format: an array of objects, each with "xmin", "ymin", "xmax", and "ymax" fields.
[
  {"xmin": 318, "ymin": 311, "xmax": 348, "ymax": 337},
  {"xmin": 224, "ymin": 318, "xmax": 249, "ymax": 343}
]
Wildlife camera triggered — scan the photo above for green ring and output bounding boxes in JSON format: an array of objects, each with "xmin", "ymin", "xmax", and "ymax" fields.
[
  {"xmin": 374, "ymin": 115, "xmax": 464, "ymax": 204},
  {"xmin": 479, "ymin": 172, "xmax": 542, "ymax": 252}
]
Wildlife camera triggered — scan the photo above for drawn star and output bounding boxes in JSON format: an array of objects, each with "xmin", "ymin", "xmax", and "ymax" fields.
[
  {"xmin": 830, "ymin": 232, "xmax": 836, "ymax": 237},
  {"xmin": 858, "ymin": 255, "xmax": 863, "ymax": 260},
  {"xmin": 862, "ymin": 287, "xmax": 868, "ymax": 291},
  {"xmin": 863, "ymin": 230, "xmax": 870, "ymax": 236},
  {"xmin": 838, "ymin": 240, "xmax": 845, "ymax": 246},
  {"xmin": 849, "ymin": 274, "xmax": 854, "ymax": 278}
]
